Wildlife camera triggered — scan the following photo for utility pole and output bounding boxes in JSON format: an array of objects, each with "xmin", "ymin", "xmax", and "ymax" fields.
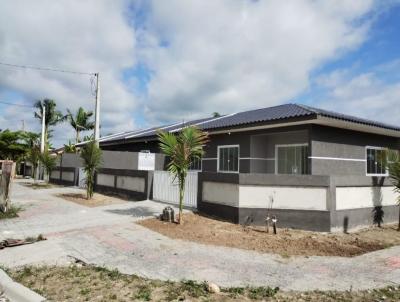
[
  {"xmin": 21, "ymin": 120, "xmax": 25, "ymax": 132},
  {"xmin": 94, "ymin": 73, "xmax": 100, "ymax": 145},
  {"xmin": 37, "ymin": 106, "xmax": 45, "ymax": 181},
  {"xmin": 40, "ymin": 106, "xmax": 45, "ymax": 153}
]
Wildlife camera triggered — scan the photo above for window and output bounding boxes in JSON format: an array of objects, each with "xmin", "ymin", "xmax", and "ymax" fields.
[
  {"xmin": 218, "ymin": 145, "xmax": 239, "ymax": 172},
  {"xmin": 276, "ymin": 144, "xmax": 309, "ymax": 175},
  {"xmin": 366, "ymin": 147, "xmax": 387, "ymax": 176},
  {"xmin": 189, "ymin": 157, "xmax": 202, "ymax": 171}
]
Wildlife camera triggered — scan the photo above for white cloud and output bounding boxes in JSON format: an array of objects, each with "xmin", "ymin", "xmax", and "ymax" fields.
[
  {"xmin": 0, "ymin": 0, "xmax": 138, "ymax": 145},
  {"xmin": 314, "ymin": 61, "xmax": 400, "ymax": 125},
  {"xmin": 0, "ymin": 0, "xmax": 393, "ymax": 147},
  {"xmin": 139, "ymin": 0, "xmax": 375, "ymax": 123}
]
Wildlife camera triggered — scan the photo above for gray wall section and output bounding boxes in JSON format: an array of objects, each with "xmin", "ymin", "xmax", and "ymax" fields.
[
  {"xmin": 58, "ymin": 150, "xmax": 165, "ymax": 171},
  {"xmin": 197, "ymin": 172, "xmax": 399, "ymax": 232},
  {"xmin": 310, "ymin": 125, "xmax": 400, "ymax": 176},
  {"xmin": 101, "ymin": 151, "xmax": 138, "ymax": 170},
  {"xmin": 60, "ymin": 153, "xmax": 83, "ymax": 168},
  {"xmin": 94, "ymin": 168, "xmax": 153, "ymax": 200},
  {"xmin": 249, "ymin": 130, "xmax": 308, "ymax": 173},
  {"xmin": 333, "ymin": 206, "xmax": 399, "ymax": 232},
  {"xmin": 202, "ymin": 126, "xmax": 310, "ymax": 173}
]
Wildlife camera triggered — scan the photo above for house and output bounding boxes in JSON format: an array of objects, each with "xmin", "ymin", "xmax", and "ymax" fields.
[
  {"xmin": 95, "ymin": 103, "xmax": 400, "ymax": 177},
  {"xmin": 69, "ymin": 104, "xmax": 400, "ymax": 231}
]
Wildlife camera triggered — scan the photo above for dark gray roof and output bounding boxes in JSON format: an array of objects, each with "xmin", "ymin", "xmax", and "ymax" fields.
[
  {"xmin": 198, "ymin": 104, "xmax": 314, "ymax": 130},
  {"xmin": 96, "ymin": 103, "xmax": 400, "ymax": 145},
  {"xmin": 99, "ymin": 116, "xmax": 218, "ymax": 145},
  {"xmin": 197, "ymin": 103, "xmax": 400, "ymax": 132}
]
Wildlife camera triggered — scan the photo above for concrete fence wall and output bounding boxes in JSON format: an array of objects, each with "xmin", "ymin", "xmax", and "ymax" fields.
[
  {"xmin": 198, "ymin": 172, "xmax": 399, "ymax": 232},
  {"xmin": 50, "ymin": 151, "xmax": 158, "ymax": 200},
  {"xmin": 94, "ymin": 168, "xmax": 153, "ymax": 200}
]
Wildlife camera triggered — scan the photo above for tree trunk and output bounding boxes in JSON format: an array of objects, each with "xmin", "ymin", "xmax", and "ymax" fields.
[
  {"xmin": 76, "ymin": 130, "xmax": 80, "ymax": 145},
  {"xmin": 398, "ymin": 204, "xmax": 400, "ymax": 231},
  {"xmin": 178, "ymin": 176, "xmax": 185, "ymax": 224}
]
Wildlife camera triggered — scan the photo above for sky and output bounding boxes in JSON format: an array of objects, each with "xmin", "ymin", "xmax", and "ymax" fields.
[{"xmin": 0, "ymin": 0, "xmax": 400, "ymax": 147}]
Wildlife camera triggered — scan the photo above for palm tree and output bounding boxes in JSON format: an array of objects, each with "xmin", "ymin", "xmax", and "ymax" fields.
[
  {"xmin": 66, "ymin": 107, "xmax": 95, "ymax": 144},
  {"xmin": 39, "ymin": 151, "xmax": 57, "ymax": 183},
  {"xmin": 63, "ymin": 140, "xmax": 77, "ymax": 153},
  {"xmin": 386, "ymin": 150, "xmax": 400, "ymax": 231},
  {"xmin": 80, "ymin": 140, "xmax": 102, "ymax": 199},
  {"xmin": 26, "ymin": 144, "xmax": 41, "ymax": 179},
  {"xmin": 158, "ymin": 126, "xmax": 209, "ymax": 224},
  {"xmin": 34, "ymin": 99, "xmax": 65, "ymax": 148}
]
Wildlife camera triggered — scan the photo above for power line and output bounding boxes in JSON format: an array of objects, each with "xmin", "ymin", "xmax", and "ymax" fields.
[
  {"xmin": 0, "ymin": 100, "xmax": 32, "ymax": 108},
  {"xmin": 0, "ymin": 61, "xmax": 96, "ymax": 76}
]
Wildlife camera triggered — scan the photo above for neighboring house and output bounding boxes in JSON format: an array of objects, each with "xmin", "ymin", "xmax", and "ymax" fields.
[{"xmin": 70, "ymin": 104, "xmax": 400, "ymax": 232}]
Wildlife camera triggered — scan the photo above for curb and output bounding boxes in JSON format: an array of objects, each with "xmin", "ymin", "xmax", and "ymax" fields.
[{"xmin": 0, "ymin": 269, "xmax": 46, "ymax": 302}]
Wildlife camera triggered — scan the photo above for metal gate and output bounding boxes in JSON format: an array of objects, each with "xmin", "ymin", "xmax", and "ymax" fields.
[{"xmin": 153, "ymin": 171, "xmax": 198, "ymax": 208}]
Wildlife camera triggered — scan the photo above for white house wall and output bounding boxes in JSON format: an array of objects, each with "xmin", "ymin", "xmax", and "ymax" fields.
[
  {"xmin": 336, "ymin": 186, "xmax": 398, "ymax": 210},
  {"xmin": 97, "ymin": 173, "xmax": 115, "ymax": 187},
  {"xmin": 239, "ymin": 185, "xmax": 327, "ymax": 210}
]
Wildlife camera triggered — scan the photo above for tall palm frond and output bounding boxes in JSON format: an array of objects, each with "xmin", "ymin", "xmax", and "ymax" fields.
[
  {"xmin": 66, "ymin": 107, "xmax": 95, "ymax": 144},
  {"xmin": 80, "ymin": 140, "xmax": 102, "ymax": 199},
  {"xmin": 34, "ymin": 99, "xmax": 65, "ymax": 148},
  {"xmin": 158, "ymin": 126, "xmax": 209, "ymax": 224},
  {"xmin": 385, "ymin": 150, "xmax": 400, "ymax": 231}
]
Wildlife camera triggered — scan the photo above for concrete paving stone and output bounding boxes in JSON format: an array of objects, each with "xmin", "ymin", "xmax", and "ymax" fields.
[{"xmin": 0, "ymin": 180, "xmax": 399, "ymax": 291}]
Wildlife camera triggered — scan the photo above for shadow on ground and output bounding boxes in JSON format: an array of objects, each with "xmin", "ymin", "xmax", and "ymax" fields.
[{"xmin": 105, "ymin": 206, "xmax": 160, "ymax": 218}]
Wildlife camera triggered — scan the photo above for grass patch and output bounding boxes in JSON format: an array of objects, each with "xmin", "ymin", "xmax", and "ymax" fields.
[
  {"xmin": 8, "ymin": 265, "xmax": 400, "ymax": 301},
  {"xmin": 0, "ymin": 205, "xmax": 22, "ymax": 220}
]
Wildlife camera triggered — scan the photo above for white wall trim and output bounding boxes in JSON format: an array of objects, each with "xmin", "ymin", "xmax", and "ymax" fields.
[
  {"xmin": 310, "ymin": 156, "xmax": 366, "ymax": 162},
  {"xmin": 240, "ymin": 157, "xmax": 275, "ymax": 161},
  {"xmin": 365, "ymin": 146, "xmax": 389, "ymax": 177}
]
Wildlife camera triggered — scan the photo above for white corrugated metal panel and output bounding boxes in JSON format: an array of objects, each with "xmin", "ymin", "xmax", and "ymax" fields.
[{"xmin": 153, "ymin": 171, "xmax": 197, "ymax": 208}]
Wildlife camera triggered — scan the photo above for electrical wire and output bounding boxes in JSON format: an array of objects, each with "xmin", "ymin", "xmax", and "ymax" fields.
[
  {"xmin": 0, "ymin": 61, "xmax": 96, "ymax": 76},
  {"xmin": 0, "ymin": 100, "xmax": 32, "ymax": 108}
]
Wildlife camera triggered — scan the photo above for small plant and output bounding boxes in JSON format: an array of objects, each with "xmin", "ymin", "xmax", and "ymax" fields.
[
  {"xmin": 80, "ymin": 140, "xmax": 102, "ymax": 200},
  {"xmin": 0, "ymin": 205, "xmax": 22, "ymax": 219},
  {"xmin": 247, "ymin": 286, "xmax": 279, "ymax": 299},
  {"xmin": 135, "ymin": 285, "xmax": 152, "ymax": 301},
  {"xmin": 180, "ymin": 280, "xmax": 209, "ymax": 298},
  {"xmin": 223, "ymin": 287, "xmax": 245, "ymax": 298}
]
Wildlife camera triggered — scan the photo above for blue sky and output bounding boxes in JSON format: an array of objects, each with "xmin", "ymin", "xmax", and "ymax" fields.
[{"xmin": 0, "ymin": 1, "xmax": 400, "ymax": 147}]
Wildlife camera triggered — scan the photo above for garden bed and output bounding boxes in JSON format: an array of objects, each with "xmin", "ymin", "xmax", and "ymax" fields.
[
  {"xmin": 56, "ymin": 193, "xmax": 127, "ymax": 207},
  {"xmin": 138, "ymin": 213, "xmax": 400, "ymax": 257},
  {"xmin": 8, "ymin": 265, "xmax": 400, "ymax": 301}
]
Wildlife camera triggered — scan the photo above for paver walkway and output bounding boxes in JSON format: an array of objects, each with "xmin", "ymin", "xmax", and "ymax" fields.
[{"xmin": 1, "ymin": 181, "xmax": 400, "ymax": 291}]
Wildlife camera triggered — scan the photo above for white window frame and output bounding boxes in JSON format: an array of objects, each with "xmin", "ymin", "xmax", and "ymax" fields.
[
  {"xmin": 188, "ymin": 156, "xmax": 202, "ymax": 171},
  {"xmin": 217, "ymin": 145, "xmax": 240, "ymax": 173},
  {"xmin": 275, "ymin": 143, "xmax": 309, "ymax": 175},
  {"xmin": 365, "ymin": 146, "xmax": 388, "ymax": 176}
]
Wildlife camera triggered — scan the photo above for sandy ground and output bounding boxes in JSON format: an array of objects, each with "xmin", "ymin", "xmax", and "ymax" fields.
[
  {"xmin": 56, "ymin": 192, "xmax": 127, "ymax": 207},
  {"xmin": 139, "ymin": 213, "xmax": 400, "ymax": 257}
]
